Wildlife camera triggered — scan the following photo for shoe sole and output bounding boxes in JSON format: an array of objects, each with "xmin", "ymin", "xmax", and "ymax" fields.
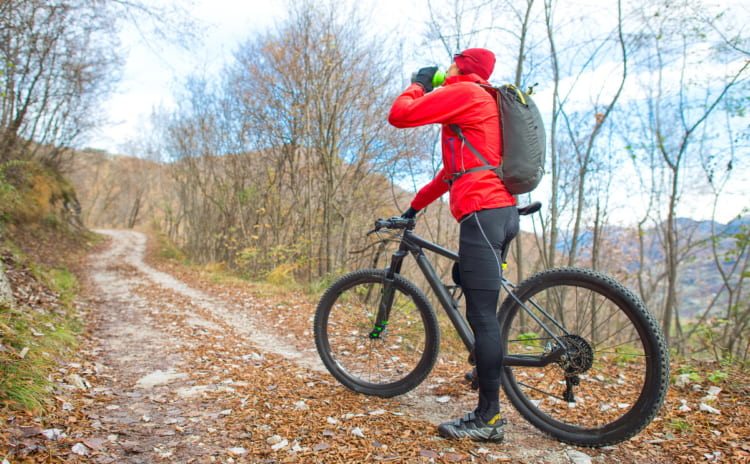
[{"xmin": 438, "ymin": 426, "xmax": 505, "ymax": 442}]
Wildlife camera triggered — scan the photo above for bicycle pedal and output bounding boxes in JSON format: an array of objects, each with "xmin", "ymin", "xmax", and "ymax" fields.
[{"xmin": 464, "ymin": 368, "xmax": 479, "ymax": 390}]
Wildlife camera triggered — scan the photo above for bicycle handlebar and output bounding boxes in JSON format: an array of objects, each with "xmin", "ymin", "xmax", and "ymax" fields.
[
  {"xmin": 368, "ymin": 216, "xmax": 416, "ymax": 235},
  {"xmin": 369, "ymin": 202, "xmax": 541, "ymax": 235}
]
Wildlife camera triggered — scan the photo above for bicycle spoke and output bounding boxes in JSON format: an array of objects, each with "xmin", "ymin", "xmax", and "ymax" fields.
[
  {"xmin": 516, "ymin": 380, "xmax": 568, "ymax": 403},
  {"xmin": 595, "ymin": 338, "xmax": 651, "ymax": 356},
  {"xmin": 325, "ymin": 278, "xmax": 429, "ymax": 385}
]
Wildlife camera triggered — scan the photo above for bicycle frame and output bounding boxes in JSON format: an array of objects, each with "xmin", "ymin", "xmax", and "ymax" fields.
[
  {"xmin": 383, "ymin": 229, "xmax": 475, "ymax": 351},
  {"xmin": 376, "ymin": 226, "xmax": 567, "ymax": 369}
]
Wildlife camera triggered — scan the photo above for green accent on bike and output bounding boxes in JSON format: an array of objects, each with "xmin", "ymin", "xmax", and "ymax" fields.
[
  {"xmin": 369, "ymin": 321, "xmax": 389, "ymax": 339},
  {"xmin": 517, "ymin": 331, "xmax": 542, "ymax": 348}
]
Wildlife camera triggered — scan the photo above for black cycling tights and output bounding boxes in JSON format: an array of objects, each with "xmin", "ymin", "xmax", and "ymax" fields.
[
  {"xmin": 458, "ymin": 207, "xmax": 518, "ymax": 421},
  {"xmin": 465, "ymin": 288, "xmax": 502, "ymax": 421}
]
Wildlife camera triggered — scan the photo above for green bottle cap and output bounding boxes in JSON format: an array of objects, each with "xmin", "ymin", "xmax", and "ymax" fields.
[{"xmin": 432, "ymin": 71, "xmax": 446, "ymax": 87}]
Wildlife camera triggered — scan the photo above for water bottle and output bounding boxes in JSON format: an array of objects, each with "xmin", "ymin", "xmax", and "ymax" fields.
[{"xmin": 410, "ymin": 69, "xmax": 447, "ymax": 88}]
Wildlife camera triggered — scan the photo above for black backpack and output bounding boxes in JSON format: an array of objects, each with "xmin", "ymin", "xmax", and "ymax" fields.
[{"xmin": 448, "ymin": 84, "xmax": 546, "ymax": 195}]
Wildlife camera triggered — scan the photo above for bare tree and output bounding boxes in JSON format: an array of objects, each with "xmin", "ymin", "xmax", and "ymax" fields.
[
  {"xmin": 1, "ymin": 0, "xmax": 197, "ymax": 168},
  {"xmin": 624, "ymin": 0, "xmax": 749, "ymax": 347},
  {"xmin": 1, "ymin": 0, "xmax": 119, "ymax": 166},
  {"xmin": 537, "ymin": 0, "xmax": 630, "ymax": 274},
  {"xmin": 680, "ymin": 74, "xmax": 750, "ymax": 360},
  {"xmin": 157, "ymin": 0, "xmax": 411, "ymax": 281},
  {"xmin": 227, "ymin": 0, "xmax": 407, "ymax": 278}
]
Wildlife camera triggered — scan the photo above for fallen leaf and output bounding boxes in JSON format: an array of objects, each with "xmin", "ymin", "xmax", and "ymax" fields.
[
  {"xmin": 271, "ymin": 438, "xmax": 288, "ymax": 451},
  {"xmin": 700, "ymin": 403, "xmax": 721, "ymax": 415},
  {"xmin": 71, "ymin": 443, "xmax": 89, "ymax": 456},
  {"xmin": 444, "ymin": 452, "xmax": 468, "ymax": 462},
  {"xmin": 83, "ymin": 437, "xmax": 107, "ymax": 450},
  {"xmin": 18, "ymin": 426, "xmax": 43, "ymax": 437},
  {"xmin": 40, "ymin": 428, "xmax": 65, "ymax": 440}
]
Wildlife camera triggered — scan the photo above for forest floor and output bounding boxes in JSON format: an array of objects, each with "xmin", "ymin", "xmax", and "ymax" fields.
[{"xmin": 2, "ymin": 229, "xmax": 749, "ymax": 463}]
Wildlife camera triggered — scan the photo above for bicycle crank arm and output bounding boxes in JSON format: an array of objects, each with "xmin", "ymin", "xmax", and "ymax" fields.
[{"xmin": 504, "ymin": 346, "xmax": 565, "ymax": 368}]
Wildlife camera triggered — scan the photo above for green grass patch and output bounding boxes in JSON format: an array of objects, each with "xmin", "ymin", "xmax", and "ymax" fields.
[
  {"xmin": 0, "ymin": 255, "xmax": 81, "ymax": 412},
  {"xmin": 153, "ymin": 231, "xmax": 187, "ymax": 262},
  {"xmin": 668, "ymin": 419, "xmax": 694, "ymax": 433}
]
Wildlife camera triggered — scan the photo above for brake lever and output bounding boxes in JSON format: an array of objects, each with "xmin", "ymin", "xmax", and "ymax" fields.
[{"xmin": 367, "ymin": 218, "xmax": 390, "ymax": 236}]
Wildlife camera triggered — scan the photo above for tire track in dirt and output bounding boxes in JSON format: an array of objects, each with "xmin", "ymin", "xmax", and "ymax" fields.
[{"xmin": 95, "ymin": 229, "xmax": 326, "ymax": 374}]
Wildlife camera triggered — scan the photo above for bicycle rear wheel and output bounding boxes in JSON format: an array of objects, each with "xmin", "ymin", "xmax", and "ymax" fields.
[
  {"xmin": 498, "ymin": 267, "xmax": 669, "ymax": 447},
  {"xmin": 314, "ymin": 269, "xmax": 440, "ymax": 397}
]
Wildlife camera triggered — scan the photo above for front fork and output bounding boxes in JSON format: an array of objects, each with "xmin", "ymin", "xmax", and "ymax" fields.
[{"xmin": 369, "ymin": 246, "xmax": 408, "ymax": 339}]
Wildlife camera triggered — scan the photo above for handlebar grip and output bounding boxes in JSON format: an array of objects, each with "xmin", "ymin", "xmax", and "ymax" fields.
[
  {"xmin": 369, "ymin": 217, "xmax": 415, "ymax": 234},
  {"xmin": 389, "ymin": 216, "xmax": 415, "ymax": 229}
]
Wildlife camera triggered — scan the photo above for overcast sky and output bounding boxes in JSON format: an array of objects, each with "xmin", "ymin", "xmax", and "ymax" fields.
[{"xmin": 85, "ymin": 0, "xmax": 421, "ymax": 154}]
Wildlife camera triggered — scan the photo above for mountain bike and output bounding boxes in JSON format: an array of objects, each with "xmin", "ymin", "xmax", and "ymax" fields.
[{"xmin": 313, "ymin": 203, "xmax": 670, "ymax": 447}]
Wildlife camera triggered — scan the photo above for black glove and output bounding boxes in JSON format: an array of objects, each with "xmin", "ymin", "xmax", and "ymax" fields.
[
  {"xmin": 401, "ymin": 207, "xmax": 419, "ymax": 219},
  {"xmin": 412, "ymin": 66, "xmax": 438, "ymax": 93}
]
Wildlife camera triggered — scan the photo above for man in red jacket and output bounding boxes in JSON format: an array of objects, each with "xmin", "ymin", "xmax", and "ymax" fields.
[{"xmin": 389, "ymin": 48, "xmax": 519, "ymax": 442}]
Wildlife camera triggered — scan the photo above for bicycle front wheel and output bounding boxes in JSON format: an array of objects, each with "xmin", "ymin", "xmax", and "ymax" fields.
[
  {"xmin": 314, "ymin": 269, "xmax": 440, "ymax": 398},
  {"xmin": 498, "ymin": 267, "xmax": 669, "ymax": 447}
]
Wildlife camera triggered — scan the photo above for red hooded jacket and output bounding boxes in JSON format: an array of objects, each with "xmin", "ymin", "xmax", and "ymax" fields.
[{"xmin": 388, "ymin": 73, "xmax": 515, "ymax": 221}]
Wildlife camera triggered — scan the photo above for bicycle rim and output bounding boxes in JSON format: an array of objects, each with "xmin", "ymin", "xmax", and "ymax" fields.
[
  {"xmin": 314, "ymin": 269, "xmax": 439, "ymax": 397},
  {"xmin": 499, "ymin": 267, "xmax": 669, "ymax": 446}
]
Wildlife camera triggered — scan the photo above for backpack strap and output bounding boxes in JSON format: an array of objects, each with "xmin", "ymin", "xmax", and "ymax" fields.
[{"xmin": 445, "ymin": 124, "xmax": 502, "ymax": 185}]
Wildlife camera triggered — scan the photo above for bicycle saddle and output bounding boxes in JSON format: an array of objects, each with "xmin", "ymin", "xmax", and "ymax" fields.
[{"xmin": 517, "ymin": 201, "xmax": 541, "ymax": 216}]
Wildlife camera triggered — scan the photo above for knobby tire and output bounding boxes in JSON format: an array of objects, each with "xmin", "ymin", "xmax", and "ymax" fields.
[
  {"xmin": 498, "ymin": 267, "xmax": 670, "ymax": 447},
  {"xmin": 314, "ymin": 269, "xmax": 440, "ymax": 398}
]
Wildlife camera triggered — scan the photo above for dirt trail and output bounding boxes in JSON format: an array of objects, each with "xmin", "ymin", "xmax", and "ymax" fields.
[{"xmin": 73, "ymin": 229, "xmax": 603, "ymax": 463}]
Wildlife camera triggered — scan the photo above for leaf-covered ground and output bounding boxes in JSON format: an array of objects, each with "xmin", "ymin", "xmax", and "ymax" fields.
[{"xmin": 1, "ymin": 229, "xmax": 748, "ymax": 463}]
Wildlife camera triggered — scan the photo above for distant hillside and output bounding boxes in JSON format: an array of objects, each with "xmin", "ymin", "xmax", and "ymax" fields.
[
  {"xmin": 65, "ymin": 148, "xmax": 167, "ymax": 229},
  {"xmin": 560, "ymin": 216, "xmax": 749, "ymax": 319},
  {"xmin": 672, "ymin": 216, "xmax": 748, "ymax": 319}
]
